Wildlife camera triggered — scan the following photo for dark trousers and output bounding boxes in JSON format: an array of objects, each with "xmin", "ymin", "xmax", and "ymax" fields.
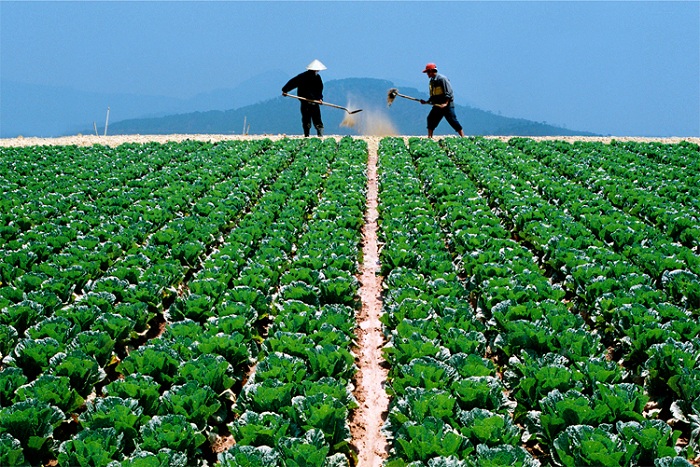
[
  {"xmin": 301, "ymin": 102, "xmax": 324, "ymax": 136},
  {"xmin": 427, "ymin": 104, "xmax": 463, "ymax": 132}
]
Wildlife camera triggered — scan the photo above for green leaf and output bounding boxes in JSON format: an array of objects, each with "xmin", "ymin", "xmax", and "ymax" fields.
[
  {"xmin": 307, "ymin": 344, "xmax": 355, "ymax": 381},
  {"xmin": 55, "ymin": 304, "xmax": 100, "ymax": 332},
  {"xmin": 553, "ymin": 425, "xmax": 637, "ymax": 467},
  {"xmin": 654, "ymin": 457, "xmax": 694, "ymax": 467},
  {"xmin": 0, "ymin": 399, "xmax": 65, "ymax": 460},
  {"xmin": 264, "ymin": 331, "xmax": 313, "ymax": 360},
  {"xmin": 645, "ymin": 340, "xmax": 700, "ymax": 398},
  {"xmin": 158, "ymin": 381, "xmax": 221, "ymax": 429},
  {"xmin": 302, "ymin": 377, "xmax": 358, "ymax": 410},
  {"xmin": 389, "ymin": 387, "xmax": 456, "ymax": 428},
  {"xmin": 93, "ymin": 312, "xmax": 135, "ymax": 343},
  {"xmin": 0, "ymin": 367, "xmax": 27, "ymax": 406},
  {"xmin": 50, "ymin": 349, "xmax": 106, "ymax": 397},
  {"xmin": 57, "ymin": 428, "xmax": 123, "ymax": 466},
  {"xmin": 13, "ymin": 337, "xmax": 63, "ymax": 379},
  {"xmin": 2, "ymin": 300, "xmax": 45, "ymax": 336},
  {"xmin": 279, "ymin": 281, "xmax": 321, "ymax": 306},
  {"xmin": 103, "ymin": 374, "xmax": 162, "ymax": 416},
  {"xmin": 392, "ymin": 357, "xmax": 458, "ymax": 396},
  {"xmin": 158, "ymin": 319, "xmax": 204, "ymax": 361},
  {"xmin": 448, "ymin": 353, "xmax": 496, "ymax": 378},
  {"xmin": 0, "ymin": 433, "xmax": 25, "ymax": 467},
  {"xmin": 138, "ymin": 415, "xmax": 206, "ymax": 459},
  {"xmin": 225, "ymin": 286, "xmax": 269, "ymax": 314},
  {"xmin": 68, "ymin": 330, "xmax": 115, "ymax": 368},
  {"xmin": 15, "ymin": 374, "xmax": 84, "ymax": 414},
  {"xmin": 384, "ymin": 333, "xmax": 446, "ymax": 366},
  {"xmin": 228, "ymin": 410, "xmax": 293, "ymax": 447},
  {"xmin": 116, "ymin": 344, "xmax": 182, "ymax": 387},
  {"xmin": 169, "ymin": 293, "xmax": 216, "ymax": 322},
  {"xmin": 255, "ymin": 352, "xmax": 308, "ymax": 384},
  {"xmin": 277, "ymin": 429, "xmax": 330, "ymax": 467},
  {"xmin": 393, "ymin": 417, "xmax": 471, "ymax": 462},
  {"xmin": 540, "ymin": 390, "xmax": 609, "ymax": 443},
  {"xmin": 450, "ymin": 376, "xmax": 507, "ymax": 412},
  {"xmin": 319, "ymin": 276, "xmax": 357, "ymax": 306},
  {"xmin": 442, "ymin": 329, "xmax": 486, "ymax": 355},
  {"xmin": 594, "ymin": 383, "xmax": 648, "ymax": 423},
  {"xmin": 177, "ymin": 353, "xmax": 236, "ymax": 394},
  {"xmin": 217, "ymin": 445, "xmax": 281, "ymax": 466},
  {"xmin": 281, "ymin": 267, "xmax": 322, "ymax": 287},
  {"xmin": 79, "ymin": 397, "xmax": 143, "ymax": 448},
  {"xmin": 576, "ymin": 356, "xmax": 623, "ymax": 387},
  {"xmin": 0, "ymin": 324, "xmax": 18, "ymax": 361},
  {"xmin": 199, "ymin": 330, "xmax": 253, "ymax": 368},
  {"xmin": 457, "ymin": 408, "xmax": 522, "ymax": 446},
  {"xmin": 617, "ymin": 420, "xmax": 681, "ymax": 461},
  {"xmin": 291, "ymin": 394, "xmax": 350, "ymax": 447},
  {"xmin": 238, "ymin": 379, "xmax": 295, "ymax": 414},
  {"xmin": 472, "ymin": 443, "xmax": 540, "ymax": 467}
]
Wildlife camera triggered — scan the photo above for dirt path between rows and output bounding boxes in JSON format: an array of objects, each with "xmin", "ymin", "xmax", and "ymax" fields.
[{"xmin": 349, "ymin": 138, "xmax": 390, "ymax": 466}]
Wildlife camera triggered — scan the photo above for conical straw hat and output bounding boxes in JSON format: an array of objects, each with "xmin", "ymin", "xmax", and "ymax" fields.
[{"xmin": 306, "ymin": 59, "xmax": 327, "ymax": 71}]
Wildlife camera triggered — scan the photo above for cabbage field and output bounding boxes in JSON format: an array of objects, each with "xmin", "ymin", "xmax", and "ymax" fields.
[{"xmin": 1, "ymin": 136, "xmax": 699, "ymax": 466}]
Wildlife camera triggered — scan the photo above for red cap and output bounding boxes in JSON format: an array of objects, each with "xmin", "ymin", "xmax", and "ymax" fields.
[{"xmin": 422, "ymin": 63, "xmax": 437, "ymax": 73}]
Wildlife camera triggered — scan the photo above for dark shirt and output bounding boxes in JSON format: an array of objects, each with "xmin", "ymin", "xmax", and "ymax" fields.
[
  {"xmin": 282, "ymin": 70, "xmax": 324, "ymax": 100},
  {"xmin": 428, "ymin": 73, "xmax": 455, "ymax": 105}
]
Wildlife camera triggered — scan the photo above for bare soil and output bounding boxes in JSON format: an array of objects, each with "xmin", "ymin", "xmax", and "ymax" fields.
[
  {"xmin": 350, "ymin": 137, "xmax": 390, "ymax": 466},
  {"xmin": 1, "ymin": 133, "xmax": 698, "ymax": 148}
]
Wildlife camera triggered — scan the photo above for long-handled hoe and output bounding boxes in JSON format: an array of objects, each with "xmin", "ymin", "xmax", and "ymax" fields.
[
  {"xmin": 284, "ymin": 94, "xmax": 363, "ymax": 114},
  {"xmin": 386, "ymin": 88, "xmax": 425, "ymax": 107}
]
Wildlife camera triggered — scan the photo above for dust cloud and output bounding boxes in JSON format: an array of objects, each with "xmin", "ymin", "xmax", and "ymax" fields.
[{"xmin": 340, "ymin": 100, "xmax": 399, "ymax": 137}]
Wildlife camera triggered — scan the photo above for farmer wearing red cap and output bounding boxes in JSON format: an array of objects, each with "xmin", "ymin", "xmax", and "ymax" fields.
[{"xmin": 420, "ymin": 63, "xmax": 465, "ymax": 138}]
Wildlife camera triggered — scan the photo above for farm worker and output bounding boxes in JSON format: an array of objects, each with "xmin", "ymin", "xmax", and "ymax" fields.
[
  {"xmin": 419, "ymin": 63, "xmax": 465, "ymax": 138},
  {"xmin": 282, "ymin": 59, "xmax": 326, "ymax": 137}
]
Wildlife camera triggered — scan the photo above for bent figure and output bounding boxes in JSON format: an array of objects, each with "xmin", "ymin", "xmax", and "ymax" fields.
[{"xmin": 282, "ymin": 59, "xmax": 326, "ymax": 137}]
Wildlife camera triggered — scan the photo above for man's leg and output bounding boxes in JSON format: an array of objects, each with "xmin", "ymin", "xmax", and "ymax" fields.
[
  {"xmin": 445, "ymin": 105, "xmax": 465, "ymax": 136},
  {"xmin": 427, "ymin": 107, "xmax": 442, "ymax": 139},
  {"xmin": 311, "ymin": 104, "xmax": 324, "ymax": 136},
  {"xmin": 301, "ymin": 103, "xmax": 312, "ymax": 137}
]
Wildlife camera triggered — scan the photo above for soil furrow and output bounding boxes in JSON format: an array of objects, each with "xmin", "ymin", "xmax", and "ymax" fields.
[{"xmin": 350, "ymin": 138, "xmax": 389, "ymax": 466}]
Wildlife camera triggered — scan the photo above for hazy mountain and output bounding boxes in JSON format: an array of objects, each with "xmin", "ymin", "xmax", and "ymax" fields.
[
  {"xmin": 0, "ymin": 70, "xmax": 290, "ymax": 138},
  {"xmin": 1, "ymin": 75, "xmax": 597, "ymax": 138},
  {"xmin": 96, "ymin": 78, "xmax": 598, "ymax": 137}
]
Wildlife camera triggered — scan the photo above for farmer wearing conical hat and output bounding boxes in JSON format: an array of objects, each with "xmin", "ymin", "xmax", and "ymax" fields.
[
  {"xmin": 420, "ymin": 63, "xmax": 465, "ymax": 138},
  {"xmin": 282, "ymin": 59, "xmax": 326, "ymax": 137}
]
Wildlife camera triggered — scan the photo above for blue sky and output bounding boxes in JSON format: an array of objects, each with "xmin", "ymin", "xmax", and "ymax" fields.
[{"xmin": 1, "ymin": 0, "xmax": 699, "ymax": 136}]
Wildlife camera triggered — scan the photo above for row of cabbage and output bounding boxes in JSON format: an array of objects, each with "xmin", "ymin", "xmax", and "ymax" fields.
[
  {"xmin": 447, "ymin": 137, "xmax": 700, "ymax": 370},
  {"xmin": 1, "ymin": 138, "xmax": 294, "ymax": 465},
  {"xmin": 514, "ymin": 139, "xmax": 700, "ymax": 249},
  {"xmin": 1, "ymin": 139, "xmax": 279, "ymax": 333},
  {"xmin": 511, "ymin": 138, "xmax": 699, "ymax": 255},
  {"xmin": 377, "ymin": 137, "xmax": 697, "ymax": 466},
  {"xmin": 442, "ymin": 137, "xmax": 699, "ymax": 465},
  {"xmin": 378, "ymin": 138, "xmax": 538, "ymax": 466},
  {"xmin": 219, "ymin": 137, "xmax": 366, "ymax": 465},
  {"xmin": 0, "ymin": 138, "xmax": 366, "ymax": 466}
]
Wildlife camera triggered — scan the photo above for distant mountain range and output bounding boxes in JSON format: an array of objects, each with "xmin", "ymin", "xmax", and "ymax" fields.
[
  {"xmin": 90, "ymin": 78, "xmax": 598, "ymax": 137},
  {"xmin": 1, "ymin": 74, "xmax": 598, "ymax": 138}
]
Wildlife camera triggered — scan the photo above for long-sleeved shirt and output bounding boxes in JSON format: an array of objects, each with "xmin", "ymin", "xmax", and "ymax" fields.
[
  {"xmin": 428, "ymin": 73, "xmax": 454, "ymax": 105},
  {"xmin": 282, "ymin": 70, "xmax": 324, "ymax": 101}
]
